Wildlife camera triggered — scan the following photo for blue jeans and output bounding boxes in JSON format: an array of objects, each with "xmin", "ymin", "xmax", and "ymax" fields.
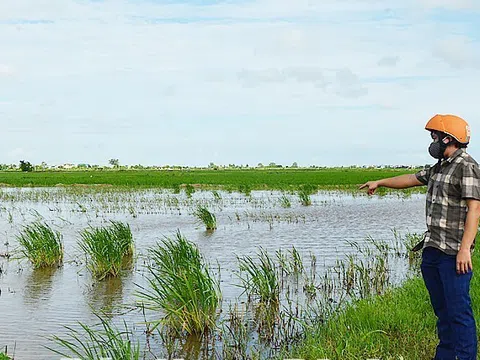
[{"xmin": 421, "ymin": 246, "xmax": 477, "ymax": 360}]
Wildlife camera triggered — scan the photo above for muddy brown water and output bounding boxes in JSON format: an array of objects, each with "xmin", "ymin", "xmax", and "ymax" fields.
[{"xmin": 0, "ymin": 189, "xmax": 426, "ymax": 359}]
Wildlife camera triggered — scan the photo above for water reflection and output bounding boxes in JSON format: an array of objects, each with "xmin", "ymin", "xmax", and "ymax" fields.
[
  {"xmin": 23, "ymin": 266, "xmax": 58, "ymax": 307},
  {"xmin": 181, "ymin": 334, "xmax": 204, "ymax": 360},
  {"xmin": 0, "ymin": 190, "xmax": 427, "ymax": 360},
  {"xmin": 86, "ymin": 275, "xmax": 126, "ymax": 315},
  {"xmin": 201, "ymin": 230, "xmax": 215, "ymax": 239},
  {"xmin": 156, "ymin": 332, "xmax": 206, "ymax": 360}
]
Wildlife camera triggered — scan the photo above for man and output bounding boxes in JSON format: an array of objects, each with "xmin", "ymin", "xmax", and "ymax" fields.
[{"xmin": 360, "ymin": 114, "xmax": 480, "ymax": 360}]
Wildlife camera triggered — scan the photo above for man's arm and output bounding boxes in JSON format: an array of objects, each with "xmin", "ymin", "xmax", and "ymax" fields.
[
  {"xmin": 359, "ymin": 174, "xmax": 424, "ymax": 195},
  {"xmin": 457, "ymin": 199, "xmax": 480, "ymax": 274}
]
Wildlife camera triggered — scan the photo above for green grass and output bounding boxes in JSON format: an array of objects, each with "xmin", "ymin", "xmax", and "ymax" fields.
[
  {"xmin": 285, "ymin": 279, "xmax": 436, "ymax": 360},
  {"xmin": 184, "ymin": 184, "xmax": 195, "ymax": 198},
  {"xmin": 237, "ymin": 248, "xmax": 280, "ymax": 304},
  {"xmin": 279, "ymin": 193, "xmax": 291, "ymax": 208},
  {"xmin": 0, "ymin": 353, "xmax": 10, "ymax": 360},
  {"xmin": 0, "ymin": 168, "xmax": 421, "ymax": 190},
  {"xmin": 298, "ymin": 189, "xmax": 312, "ymax": 206},
  {"xmin": 193, "ymin": 205, "xmax": 217, "ymax": 230},
  {"xmin": 284, "ymin": 244, "xmax": 480, "ymax": 360},
  {"xmin": 136, "ymin": 230, "xmax": 220, "ymax": 335},
  {"xmin": 17, "ymin": 221, "xmax": 64, "ymax": 268},
  {"xmin": 48, "ymin": 314, "xmax": 140, "ymax": 360},
  {"xmin": 79, "ymin": 221, "xmax": 134, "ymax": 280},
  {"xmin": 298, "ymin": 184, "xmax": 316, "ymax": 205}
]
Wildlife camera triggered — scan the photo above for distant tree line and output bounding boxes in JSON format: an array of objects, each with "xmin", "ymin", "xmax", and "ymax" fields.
[{"xmin": 0, "ymin": 160, "xmax": 424, "ymax": 172}]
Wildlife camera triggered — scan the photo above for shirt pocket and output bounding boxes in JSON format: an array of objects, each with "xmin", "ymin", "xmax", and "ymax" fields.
[{"xmin": 438, "ymin": 174, "xmax": 462, "ymax": 206}]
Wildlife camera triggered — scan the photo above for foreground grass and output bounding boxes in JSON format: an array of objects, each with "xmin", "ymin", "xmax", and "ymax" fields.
[
  {"xmin": 48, "ymin": 314, "xmax": 140, "ymax": 360},
  {"xmin": 136, "ymin": 231, "xmax": 220, "ymax": 335},
  {"xmin": 285, "ymin": 250, "xmax": 480, "ymax": 360},
  {"xmin": 0, "ymin": 168, "xmax": 420, "ymax": 190}
]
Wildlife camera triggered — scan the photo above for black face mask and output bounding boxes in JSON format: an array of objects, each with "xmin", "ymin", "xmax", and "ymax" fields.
[
  {"xmin": 428, "ymin": 133, "xmax": 451, "ymax": 159},
  {"xmin": 428, "ymin": 141, "xmax": 447, "ymax": 159}
]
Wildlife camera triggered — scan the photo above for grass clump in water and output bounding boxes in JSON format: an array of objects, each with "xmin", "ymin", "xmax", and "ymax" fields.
[
  {"xmin": 212, "ymin": 190, "xmax": 222, "ymax": 201},
  {"xmin": 193, "ymin": 205, "xmax": 217, "ymax": 231},
  {"xmin": 137, "ymin": 230, "xmax": 221, "ymax": 335},
  {"xmin": 237, "ymin": 248, "xmax": 280, "ymax": 305},
  {"xmin": 17, "ymin": 221, "xmax": 64, "ymax": 268},
  {"xmin": 279, "ymin": 194, "xmax": 291, "ymax": 208},
  {"xmin": 297, "ymin": 184, "xmax": 314, "ymax": 206},
  {"xmin": 184, "ymin": 184, "xmax": 195, "ymax": 198},
  {"xmin": 48, "ymin": 314, "xmax": 140, "ymax": 360},
  {"xmin": 238, "ymin": 184, "xmax": 252, "ymax": 196},
  {"xmin": 237, "ymin": 248, "xmax": 282, "ymax": 340},
  {"xmin": 79, "ymin": 220, "xmax": 134, "ymax": 280}
]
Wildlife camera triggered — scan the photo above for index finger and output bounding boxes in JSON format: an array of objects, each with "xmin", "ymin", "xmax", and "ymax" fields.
[{"xmin": 359, "ymin": 183, "xmax": 368, "ymax": 190}]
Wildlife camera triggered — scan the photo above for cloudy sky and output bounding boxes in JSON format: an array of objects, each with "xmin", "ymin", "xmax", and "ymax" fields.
[{"xmin": 0, "ymin": 0, "xmax": 479, "ymax": 167}]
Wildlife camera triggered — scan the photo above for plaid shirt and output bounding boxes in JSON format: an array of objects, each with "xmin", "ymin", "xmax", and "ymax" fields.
[{"xmin": 415, "ymin": 148, "xmax": 480, "ymax": 255}]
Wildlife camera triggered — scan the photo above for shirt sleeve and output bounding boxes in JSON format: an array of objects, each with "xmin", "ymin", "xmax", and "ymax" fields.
[
  {"xmin": 415, "ymin": 165, "xmax": 431, "ymax": 185},
  {"xmin": 461, "ymin": 163, "xmax": 480, "ymax": 200}
]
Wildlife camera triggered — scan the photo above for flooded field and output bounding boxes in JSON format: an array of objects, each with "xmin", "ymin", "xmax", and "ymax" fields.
[{"xmin": 0, "ymin": 187, "xmax": 426, "ymax": 359}]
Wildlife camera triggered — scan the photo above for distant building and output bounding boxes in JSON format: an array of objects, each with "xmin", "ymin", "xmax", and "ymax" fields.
[{"xmin": 57, "ymin": 163, "xmax": 76, "ymax": 169}]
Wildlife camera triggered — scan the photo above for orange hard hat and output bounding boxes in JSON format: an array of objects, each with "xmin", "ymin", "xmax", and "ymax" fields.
[{"xmin": 425, "ymin": 114, "xmax": 471, "ymax": 144}]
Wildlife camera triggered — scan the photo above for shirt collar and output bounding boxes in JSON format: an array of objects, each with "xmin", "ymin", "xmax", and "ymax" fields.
[{"xmin": 442, "ymin": 148, "xmax": 465, "ymax": 165}]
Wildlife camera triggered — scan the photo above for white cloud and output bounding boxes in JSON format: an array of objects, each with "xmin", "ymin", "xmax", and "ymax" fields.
[
  {"xmin": 433, "ymin": 36, "xmax": 480, "ymax": 69},
  {"xmin": 0, "ymin": 0, "xmax": 478, "ymax": 166},
  {"xmin": 378, "ymin": 56, "xmax": 400, "ymax": 67},
  {"xmin": 333, "ymin": 69, "xmax": 368, "ymax": 99},
  {"xmin": 417, "ymin": 0, "xmax": 480, "ymax": 10},
  {"xmin": 237, "ymin": 67, "xmax": 328, "ymax": 88},
  {"xmin": 0, "ymin": 64, "xmax": 13, "ymax": 76}
]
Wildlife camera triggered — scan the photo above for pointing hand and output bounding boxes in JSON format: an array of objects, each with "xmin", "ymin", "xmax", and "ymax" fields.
[{"xmin": 359, "ymin": 181, "xmax": 379, "ymax": 195}]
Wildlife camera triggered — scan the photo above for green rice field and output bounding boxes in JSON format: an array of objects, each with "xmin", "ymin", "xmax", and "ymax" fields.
[{"xmin": 0, "ymin": 168, "xmax": 420, "ymax": 189}]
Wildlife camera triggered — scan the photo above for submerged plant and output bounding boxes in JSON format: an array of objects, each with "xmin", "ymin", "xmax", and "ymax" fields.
[
  {"xmin": 276, "ymin": 249, "xmax": 292, "ymax": 276},
  {"xmin": 212, "ymin": 190, "xmax": 222, "ymax": 201},
  {"xmin": 298, "ymin": 184, "xmax": 316, "ymax": 206},
  {"xmin": 275, "ymin": 246, "xmax": 304, "ymax": 277},
  {"xmin": 336, "ymin": 239, "xmax": 391, "ymax": 299},
  {"xmin": 137, "ymin": 230, "xmax": 221, "ymax": 335},
  {"xmin": 48, "ymin": 313, "xmax": 140, "ymax": 360},
  {"xmin": 237, "ymin": 248, "xmax": 280, "ymax": 304},
  {"xmin": 184, "ymin": 184, "xmax": 195, "ymax": 198},
  {"xmin": 289, "ymin": 246, "xmax": 304, "ymax": 274},
  {"xmin": 171, "ymin": 184, "xmax": 181, "ymax": 194},
  {"xmin": 220, "ymin": 303, "xmax": 250, "ymax": 359},
  {"xmin": 401, "ymin": 232, "xmax": 424, "ymax": 272},
  {"xmin": 279, "ymin": 194, "xmax": 291, "ymax": 208},
  {"xmin": 297, "ymin": 190, "xmax": 311, "ymax": 206},
  {"xmin": 79, "ymin": 220, "xmax": 134, "ymax": 280},
  {"xmin": 193, "ymin": 206, "xmax": 217, "ymax": 230},
  {"xmin": 238, "ymin": 184, "xmax": 252, "ymax": 196},
  {"xmin": 17, "ymin": 221, "xmax": 64, "ymax": 268}
]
